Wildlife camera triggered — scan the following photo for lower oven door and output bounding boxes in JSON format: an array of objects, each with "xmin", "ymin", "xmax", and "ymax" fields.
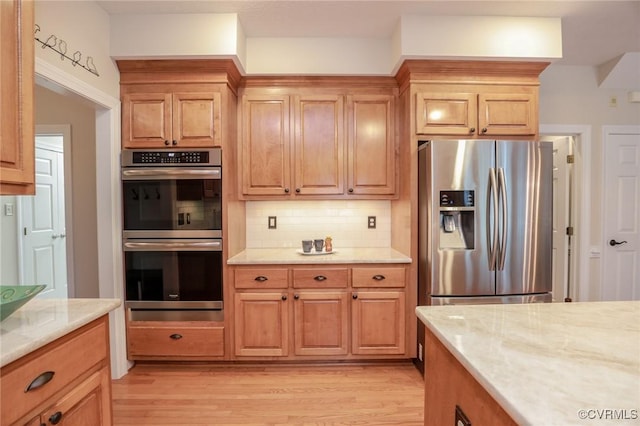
[{"xmin": 123, "ymin": 239, "xmax": 223, "ymax": 309}]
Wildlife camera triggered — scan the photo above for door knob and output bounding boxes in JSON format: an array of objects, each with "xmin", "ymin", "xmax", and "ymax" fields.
[{"xmin": 609, "ymin": 239, "xmax": 628, "ymax": 247}]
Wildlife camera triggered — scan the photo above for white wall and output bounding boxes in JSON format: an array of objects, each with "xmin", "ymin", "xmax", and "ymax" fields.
[
  {"xmin": 35, "ymin": 1, "xmax": 119, "ymax": 98},
  {"xmin": 539, "ymin": 65, "xmax": 640, "ymax": 300}
]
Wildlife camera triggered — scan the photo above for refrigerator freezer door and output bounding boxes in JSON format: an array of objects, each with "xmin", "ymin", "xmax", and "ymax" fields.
[
  {"xmin": 430, "ymin": 139, "xmax": 495, "ymax": 296},
  {"xmin": 429, "ymin": 293, "xmax": 553, "ymax": 305},
  {"xmin": 495, "ymin": 141, "xmax": 553, "ymax": 295}
]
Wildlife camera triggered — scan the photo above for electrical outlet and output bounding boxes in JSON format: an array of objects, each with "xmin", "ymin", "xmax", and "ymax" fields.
[
  {"xmin": 4, "ymin": 203, "xmax": 14, "ymax": 216},
  {"xmin": 268, "ymin": 216, "xmax": 277, "ymax": 229},
  {"xmin": 609, "ymin": 95, "xmax": 618, "ymax": 107},
  {"xmin": 368, "ymin": 216, "xmax": 376, "ymax": 229}
]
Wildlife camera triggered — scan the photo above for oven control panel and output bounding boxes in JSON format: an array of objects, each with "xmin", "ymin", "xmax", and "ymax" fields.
[{"xmin": 121, "ymin": 148, "xmax": 222, "ymax": 167}]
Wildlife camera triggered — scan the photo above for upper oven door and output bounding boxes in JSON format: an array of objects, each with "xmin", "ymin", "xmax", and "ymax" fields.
[{"xmin": 122, "ymin": 167, "xmax": 222, "ymax": 238}]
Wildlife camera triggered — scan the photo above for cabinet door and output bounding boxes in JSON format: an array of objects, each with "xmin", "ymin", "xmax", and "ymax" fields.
[
  {"xmin": 293, "ymin": 95, "xmax": 344, "ymax": 195},
  {"xmin": 234, "ymin": 292, "xmax": 289, "ymax": 357},
  {"xmin": 0, "ymin": 0, "xmax": 35, "ymax": 195},
  {"xmin": 241, "ymin": 95, "xmax": 291, "ymax": 196},
  {"xmin": 478, "ymin": 93, "xmax": 537, "ymax": 136},
  {"xmin": 347, "ymin": 95, "xmax": 396, "ymax": 195},
  {"xmin": 172, "ymin": 92, "xmax": 221, "ymax": 147},
  {"xmin": 122, "ymin": 93, "xmax": 172, "ymax": 148},
  {"xmin": 415, "ymin": 92, "xmax": 477, "ymax": 136},
  {"xmin": 352, "ymin": 291, "xmax": 405, "ymax": 355},
  {"xmin": 293, "ymin": 291, "xmax": 349, "ymax": 356},
  {"xmin": 40, "ymin": 369, "xmax": 112, "ymax": 426}
]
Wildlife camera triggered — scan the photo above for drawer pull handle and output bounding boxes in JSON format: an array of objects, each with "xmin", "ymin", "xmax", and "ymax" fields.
[
  {"xmin": 25, "ymin": 371, "xmax": 55, "ymax": 392},
  {"xmin": 254, "ymin": 276, "xmax": 268, "ymax": 282},
  {"xmin": 372, "ymin": 274, "xmax": 386, "ymax": 281},
  {"xmin": 170, "ymin": 333, "xmax": 183, "ymax": 340},
  {"xmin": 314, "ymin": 275, "xmax": 327, "ymax": 281},
  {"xmin": 49, "ymin": 411, "xmax": 63, "ymax": 425}
]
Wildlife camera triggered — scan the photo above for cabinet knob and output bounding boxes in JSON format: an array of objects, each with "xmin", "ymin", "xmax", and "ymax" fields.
[
  {"xmin": 164, "ymin": 140, "xmax": 170, "ymax": 146},
  {"xmin": 481, "ymin": 128, "xmax": 488, "ymax": 133},
  {"xmin": 49, "ymin": 411, "xmax": 63, "ymax": 425},
  {"xmin": 281, "ymin": 295, "xmax": 288, "ymax": 301},
  {"xmin": 254, "ymin": 276, "xmax": 268, "ymax": 282},
  {"xmin": 169, "ymin": 333, "xmax": 183, "ymax": 340},
  {"xmin": 352, "ymin": 293, "xmax": 358, "ymax": 300},
  {"xmin": 469, "ymin": 127, "xmax": 476, "ymax": 133},
  {"xmin": 295, "ymin": 188, "xmax": 301, "ymax": 193},
  {"xmin": 284, "ymin": 188, "xmax": 290, "ymax": 193},
  {"xmin": 348, "ymin": 188, "xmax": 354, "ymax": 193},
  {"xmin": 294, "ymin": 294, "xmax": 300, "ymax": 300},
  {"xmin": 172, "ymin": 140, "xmax": 178, "ymax": 145}
]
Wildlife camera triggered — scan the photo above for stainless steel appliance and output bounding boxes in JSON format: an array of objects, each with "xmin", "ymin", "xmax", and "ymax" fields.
[
  {"xmin": 418, "ymin": 139, "xmax": 553, "ymax": 306},
  {"xmin": 121, "ymin": 148, "xmax": 223, "ymax": 319}
]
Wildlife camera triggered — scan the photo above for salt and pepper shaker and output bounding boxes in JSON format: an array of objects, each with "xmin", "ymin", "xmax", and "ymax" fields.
[{"xmin": 325, "ymin": 236, "xmax": 333, "ymax": 252}]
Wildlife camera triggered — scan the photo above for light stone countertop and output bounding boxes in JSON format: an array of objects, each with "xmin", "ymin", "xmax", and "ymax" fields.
[
  {"xmin": 0, "ymin": 298, "xmax": 121, "ymax": 367},
  {"xmin": 227, "ymin": 247, "xmax": 411, "ymax": 265},
  {"xmin": 416, "ymin": 301, "xmax": 640, "ymax": 425}
]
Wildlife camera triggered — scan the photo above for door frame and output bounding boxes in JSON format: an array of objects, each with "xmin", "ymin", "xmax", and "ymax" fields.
[
  {"xmin": 600, "ymin": 125, "xmax": 640, "ymax": 299},
  {"xmin": 540, "ymin": 125, "xmax": 591, "ymax": 302},
  {"xmin": 35, "ymin": 58, "xmax": 128, "ymax": 379}
]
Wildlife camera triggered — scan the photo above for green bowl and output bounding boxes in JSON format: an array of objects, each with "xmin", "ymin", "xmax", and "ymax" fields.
[{"xmin": 0, "ymin": 285, "xmax": 47, "ymax": 321}]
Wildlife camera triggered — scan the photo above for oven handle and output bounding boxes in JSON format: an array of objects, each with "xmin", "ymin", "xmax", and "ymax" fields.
[
  {"xmin": 123, "ymin": 240, "xmax": 222, "ymax": 252},
  {"xmin": 122, "ymin": 167, "xmax": 221, "ymax": 180}
]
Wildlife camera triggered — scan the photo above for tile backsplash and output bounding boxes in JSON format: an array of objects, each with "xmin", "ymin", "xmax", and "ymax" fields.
[{"xmin": 246, "ymin": 200, "xmax": 391, "ymax": 249}]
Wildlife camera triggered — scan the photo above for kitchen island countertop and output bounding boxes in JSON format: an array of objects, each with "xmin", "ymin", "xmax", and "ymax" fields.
[
  {"xmin": 416, "ymin": 301, "xmax": 640, "ymax": 425},
  {"xmin": 227, "ymin": 247, "xmax": 411, "ymax": 265},
  {"xmin": 0, "ymin": 298, "xmax": 121, "ymax": 367}
]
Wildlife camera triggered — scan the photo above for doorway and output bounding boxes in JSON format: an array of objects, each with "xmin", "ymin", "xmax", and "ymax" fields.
[{"xmin": 18, "ymin": 127, "xmax": 72, "ymax": 298}]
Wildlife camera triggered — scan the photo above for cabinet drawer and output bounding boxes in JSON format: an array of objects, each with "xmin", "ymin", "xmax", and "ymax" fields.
[
  {"xmin": 352, "ymin": 267, "xmax": 405, "ymax": 288},
  {"xmin": 235, "ymin": 268, "xmax": 288, "ymax": 289},
  {"xmin": 127, "ymin": 324, "xmax": 224, "ymax": 357},
  {"xmin": 0, "ymin": 318, "xmax": 108, "ymax": 426},
  {"xmin": 293, "ymin": 268, "xmax": 348, "ymax": 288}
]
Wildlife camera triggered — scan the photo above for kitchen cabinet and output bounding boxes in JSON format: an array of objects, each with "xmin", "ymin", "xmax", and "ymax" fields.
[
  {"xmin": 1, "ymin": 316, "xmax": 112, "ymax": 426},
  {"xmin": 415, "ymin": 87, "xmax": 537, "ymax": 137},
  {"xmin": 0, "ymin": 0, "xmax": 35, "ymax": 195},
  {"xmin": 231, "ymin": 263, "xmax": 408, "ymax": 360},
  {"xmin": 239, "ymin": 81, "xmax": 397, "ymax": 199},
  {"xmin": 121, "ymin": 91, "xmax": 221, "ymax": 148},
  {"xmin": 241, "ymin": 93, "xmax": 344, "ymax": 196},
  {"xmin": 347, "ymin": 95, "xmax": 396, "ymax": 195},
  {"xmin": 127, "ymin": 322, "xmax": 224, "ymax": 359}
]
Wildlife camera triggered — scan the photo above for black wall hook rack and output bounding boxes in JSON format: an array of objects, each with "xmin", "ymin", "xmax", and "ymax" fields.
[{"xmin": 34, "ymin": 24, "xmax": 100, "ymax": 77}]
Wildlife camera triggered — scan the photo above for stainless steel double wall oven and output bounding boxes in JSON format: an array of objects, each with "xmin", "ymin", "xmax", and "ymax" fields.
[{"xmin": 121, "ymin": 148, "xmax": 223, "ymax": 320}]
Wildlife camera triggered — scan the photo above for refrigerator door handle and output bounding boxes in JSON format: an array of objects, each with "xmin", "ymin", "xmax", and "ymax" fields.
[
  {"xmin": 497, "ymin": 167, "xmax": 508, "ymax": 270},
  {"xmin": 487, "ymin": 168, "xmax": 499, "ymax": 271}
]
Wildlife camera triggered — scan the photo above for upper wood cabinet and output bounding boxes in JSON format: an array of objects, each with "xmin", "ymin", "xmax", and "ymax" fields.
[
  {"xmin": 347, "ymin": 95, "xmax": 396, "ymax": 195},
  {"xmin": 240, "ymin": 83, "xmax": 397, "ymax": 199},
  {"xmin": 121, "ymin": 91, "xmax": 221, "ymax": 148},
  {"xmin": 0, "ymin": 0, "xmax": 35, "ymax": 195},
  {"xmin": 416, "ymin": 87, "xmax": 537, "ymax": 137}
]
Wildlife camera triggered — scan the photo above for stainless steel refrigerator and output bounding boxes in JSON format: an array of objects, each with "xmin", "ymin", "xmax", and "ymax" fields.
[{"xmin": 418, "ymin": 139, "xmax": 553, "ymax": 306}]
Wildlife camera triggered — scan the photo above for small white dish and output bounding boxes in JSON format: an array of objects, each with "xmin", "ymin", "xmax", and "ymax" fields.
[{"xmin": 296, "ymin": 249, "xmax": 337, "ymax": 256}]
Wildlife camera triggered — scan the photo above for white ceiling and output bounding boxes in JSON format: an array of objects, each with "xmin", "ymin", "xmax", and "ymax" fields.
[{"xmin": 96, "ymin": 0, "xmax": 640, "ymax": 67}]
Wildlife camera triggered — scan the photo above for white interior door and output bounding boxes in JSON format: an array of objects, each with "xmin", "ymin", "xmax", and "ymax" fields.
[
  {"xmin": 550, "ymin": 136, "xmax": 572, "ymax": 302},
  {"xmin": 602, "ymin": 128, "xmax": 640, "ymax": 300},
  {"xmin": 20, "ymin": 138, "xmax": 68, "ymax": 298}
]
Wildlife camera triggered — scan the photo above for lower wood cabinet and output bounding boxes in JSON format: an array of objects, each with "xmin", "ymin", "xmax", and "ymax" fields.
[
  {"xmin": 0, "ymin": 317, "xmax": 112, "ymax": 426},
  {"xmin": 234, "ymin": 292, "xmax": 289, "ymax": 357},
  {"xmin": 351, "ymin": 290, "xmax": 406, "ymax": 355},
  {"xmin": 231, "ymin": 264, "xmax": 409, "ymax": 360},
  {"xmin": 127, "ymin": 322, "xmax": 224, "ymax": 359}
]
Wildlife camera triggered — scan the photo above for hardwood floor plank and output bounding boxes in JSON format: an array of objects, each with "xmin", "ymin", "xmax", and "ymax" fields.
[{"xmin": 112, "ymin": 362, "xmax": 424, "ymax": 425}]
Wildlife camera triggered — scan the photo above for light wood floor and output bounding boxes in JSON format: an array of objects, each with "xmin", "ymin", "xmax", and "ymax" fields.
[{"xmin": 112, "ymin": 362, "xmax": 424, "ymax": 425}]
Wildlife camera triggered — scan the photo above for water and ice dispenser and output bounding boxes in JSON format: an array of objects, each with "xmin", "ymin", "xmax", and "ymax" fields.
[{"xmin": 439, "ymin": 190, "xmax": 475, "ymax": 249}]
